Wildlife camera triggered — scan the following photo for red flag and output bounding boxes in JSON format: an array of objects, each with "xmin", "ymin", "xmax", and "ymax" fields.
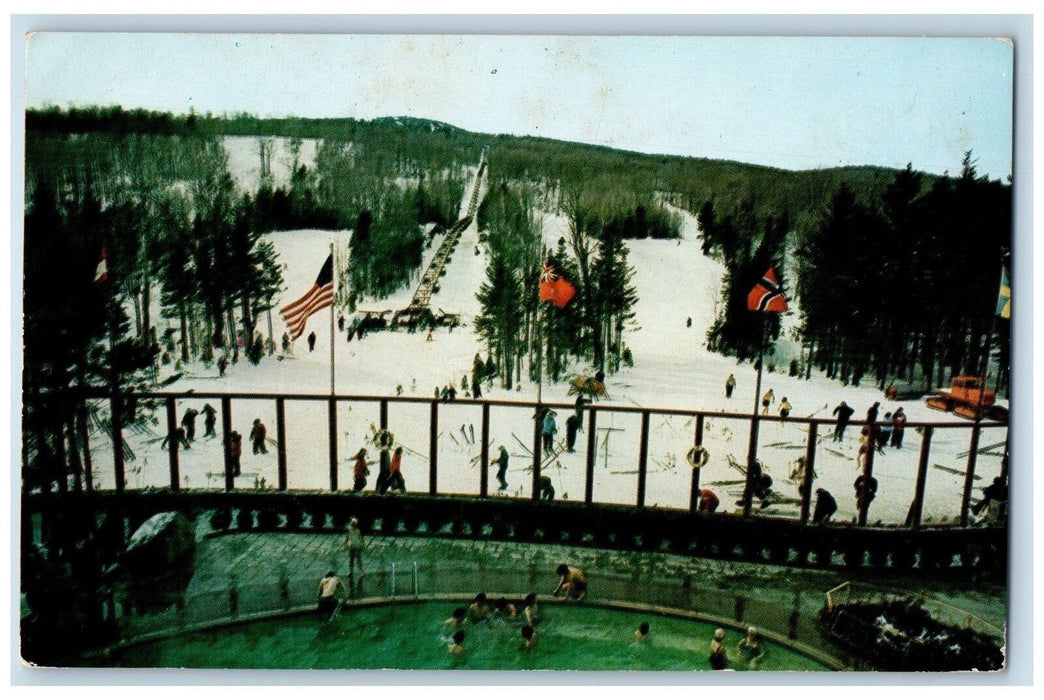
[
  {"xmin": 747, "ymin": 267, "xmax": 788, "ymax": 313},
  {"xmin": 539, "ymin": 259, "xmax": 576, "ymax": 308},
  {"xmin": 94, "ymin": 246, "xmax": 109, "ymax": 284},
  {"xmin": 280, "ymin": 254, "xmax": 334, "ymax": 339}
]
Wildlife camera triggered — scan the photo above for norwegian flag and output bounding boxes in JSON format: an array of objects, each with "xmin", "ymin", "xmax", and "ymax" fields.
[
  {"xmin": 538, "ymin": 258, "xmax": 576, "ymax": 308},
  {"xmin": 280, "ymin": 254, "xmax": 334, "ymax": 339},
  {"xmin": 747, "ymin": 266, "xmax": 788, "ymax": 313},
  {"xmin": 94, "ymin": 246, "xmax": 109, "ymax": 284}
]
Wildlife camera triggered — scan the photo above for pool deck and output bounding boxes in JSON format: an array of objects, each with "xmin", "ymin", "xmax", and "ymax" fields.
[{"xmin": 185, "ymin": 528, "xmax": 1007, "ymax": 631}]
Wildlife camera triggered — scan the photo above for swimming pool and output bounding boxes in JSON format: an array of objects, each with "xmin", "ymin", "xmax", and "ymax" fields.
[{"xmin": 110, "ymin": 600, "xmax": 836, "ymax": 671}]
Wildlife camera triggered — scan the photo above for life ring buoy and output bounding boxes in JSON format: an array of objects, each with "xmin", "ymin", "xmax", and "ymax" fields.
[
  {"xmin": 372, "ymin": 429, "xmax": 394, "ymax": 450},
  {"xmin": 686, "ymin": 446, "xmax": 709, "ymax": 469}
]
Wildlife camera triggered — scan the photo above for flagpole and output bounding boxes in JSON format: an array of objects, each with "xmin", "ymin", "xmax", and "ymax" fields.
[
  {"xmin": 743, "ymin": 315, "xmax": 767, "ymax": 517},
  {"xmin": 330, "ymin": 241, "xmax": 336, "ymax": 396}
]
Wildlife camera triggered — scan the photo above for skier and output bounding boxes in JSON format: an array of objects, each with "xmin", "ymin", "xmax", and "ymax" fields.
[
  {"xmin": 250, "ymin": 418, "xmax": 268, "ymax": 455},
  {"xmin": 811, "ymin": 488, "xmax": 838, "ymax": 524},
  {"xmin": 778, "ymin": 397, "xmax": 792, "ymax": 420},
  {"xmin": 281, "ymin": 333, "xmax": 291, "ymax": 355},
  {"xmin": 229, "ymin": 430, "xmax": 243, "ymax": 476},
  {"xmin": 387, "ymin": 447, "xmax": 406, "ymax": 493},
  {"xmin": 972, "ymin": 475, "xmax": 1007, "ymax": 524},
  {"xmin": 374, "ymin": 429, "xmax": 395, "ymax": 494},
  {"xmin": 495, "ymin": 445, "xmax": 510, "ymax": 490},
  {"xmin": 698, "ymin": 488, "xmax": 719, "ymax": 513},
  {"xmin": 565, "ymin": 415, "xmax": 580, "ymax": 452},
  {"xmin": 181, "ymin": 407, "xmax": 199, "ymax": 442},
  {"xmin": 201, "ymin": 403, "xmax": 217, "ymax": 437},
  {"xmin": 218, "ymin": 355, "xmax": 228, "ymax": 377},
  {"xmin": 890, "ymin": 408, "xmax": 907, "ymax": 448},
  {"xmin": 573, "ymin": 394, "xmax": 591, "ymax": 430},
  {"xmin": 472, "ymin": 354, "xmax": 485, "ymax": 399},
  {"xmin": 542, "ymin": 410, "xmax": 558, "ymax": 453},
  {"xmin": 866, "ymin": 401, "xmax": 881, "ymax": 428},
  {"xmin": 725, "ymin": 374, "xmax": 736, "ymax": 400},
  {"xmin": 878, "ymin": 413, "xmax": 893, "ymax": 454},
  {"xmin": 831, "ymin": 401, "xmax": 855, "ymax": 442},
  {"xmin": 161, "ymin": 426, "xmax": 191, "ymax": 451},
  {"xmin": 538, "ymin": 475, "xmax": 556, "ymax": 501},
  {"xmin": 338, "ymin": 314, "xmax": 345, "ymax": 332},
  {"xmin": 308, "ymin": 331, "xmax": 317, "ymax": 352},
  {"xmin": 761, "ymin": 389, "xmax": 775, "ymax": 415},
  {"xmin": 352, "ymin": 449, "xmax": 371, "ymax": 492},
  {"xmin": 854, "ymin": 473, "xmax": 879, "ymax": 513}
]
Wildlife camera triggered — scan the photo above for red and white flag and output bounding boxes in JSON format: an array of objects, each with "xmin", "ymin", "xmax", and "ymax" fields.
[
  {"xmin": 538, "ymin": 258, "xmax": 576, "ymax": 308},
  {"xmin": 280, "ymin": 254, "xmax": 334, "ymax": 339},
  {"xmin": 94, "ymin": 246, "xmax": 109, "ymax": 284},
  {"xmin": 747, "ymin": 266, "xmax": 788, "ymax": 313}
]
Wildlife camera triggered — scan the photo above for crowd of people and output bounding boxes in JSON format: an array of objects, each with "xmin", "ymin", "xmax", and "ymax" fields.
[{"xmin": 316, "ymin": 552, "xmax": 767, "ymax": 669}]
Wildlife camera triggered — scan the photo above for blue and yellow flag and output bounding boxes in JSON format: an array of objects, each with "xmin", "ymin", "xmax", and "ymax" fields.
[{"xmin": 996, "ymin": 266, "xmax": 1011, "ymax": 319}]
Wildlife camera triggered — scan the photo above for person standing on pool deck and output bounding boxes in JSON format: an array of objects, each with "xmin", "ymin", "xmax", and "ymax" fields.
[
  {"xmin": 345, "ymin": 517, "xmax": 365, "ymax": 576},
  {"xmin": 709, "ymin": 628, "xmax": 729, "ymax": 670},
  {"xmin": 317, "ymin": 571, "xmax": 347, "ymax": 618},
  {"xmin": 553, "ymin": 564, "xmax": 587, "ymax": 601}
]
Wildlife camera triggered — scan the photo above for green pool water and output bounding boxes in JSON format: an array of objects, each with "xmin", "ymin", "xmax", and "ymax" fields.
[{"xmin": 112, "ymin": 601, "xmax": 833, "ymax": 671}]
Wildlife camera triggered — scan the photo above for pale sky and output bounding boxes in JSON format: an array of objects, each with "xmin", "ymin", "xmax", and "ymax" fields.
[{"xmin": 23, "ymin": 33, "xmax": 1014, "ymax": 180}]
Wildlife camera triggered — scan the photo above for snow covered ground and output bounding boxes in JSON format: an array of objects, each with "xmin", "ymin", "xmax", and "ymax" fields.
[{"xmin": 82, "ymin": 151, "xmax": 1005, "ymax": 527}]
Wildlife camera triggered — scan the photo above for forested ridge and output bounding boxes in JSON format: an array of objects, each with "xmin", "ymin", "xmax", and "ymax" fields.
[{"xmin": 24, "ymin": 106, "xmax": 1011, "ymax": 406}]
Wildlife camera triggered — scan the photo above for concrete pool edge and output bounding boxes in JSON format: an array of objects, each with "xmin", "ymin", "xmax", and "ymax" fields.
[{"xmin": 85, "ymin": 593, "xmax": 849, "ymax": 671}]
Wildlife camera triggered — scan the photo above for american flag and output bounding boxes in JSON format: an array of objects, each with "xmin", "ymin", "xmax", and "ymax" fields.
[{"xmin": 280, "ymin": 254, "xmax": 334, "ymax": 339}]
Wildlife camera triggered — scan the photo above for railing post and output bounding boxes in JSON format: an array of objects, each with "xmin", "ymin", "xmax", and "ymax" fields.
[
  {"xmin": 165, "ymin": 397, "xmax": 180, "ymax": 491},
  {"xmin": 80, "ymin": 400, "xmax": 93, "ymax": 495},
  {"xmin": 689, "ymin": 414, "xmax": 705, "ymax": 512},
  {"xmin": 276, "ymin": 398, "xmax": 287, "ymax": 491},
  {"xmin": 585, "ymin": 408, "xmax": 597, "ymax": 505},
  {"xmin": 429, "ymin": 400, "xmax": 438, "ymax": 495},
  {"xmin": 328, "ymin": 398, "xmax": 338, "ymax": 492},
  {"xmin": 221, "ymin": 396, "xmax": 233, "ymax": 491},
  {"xmin": 111, "ymin": 394, "xmax": 125, "ymax": 494},
  {"xmin": 909, "ymin": 426, "xmax": 933, "ymax": 528},
  {"xmin": 799, "ymin": 423, "xmax": 818, "ymax": 523},
  {"xmin": 636, "ymin": 410, "xmax": 650, "ymax": 508},
  {"xmin": 531, "ymin": 405, "xmax": 543, "ymax": 501},
  {"xmin": 480, "ymin": 403, "xmax": 490, "ymax": 497},
  {"xmin": 380, "ymin": 398, "xmax": 388, "ymax": 431},
  {"xmin": 857, "ymin": 423, "xmax": 877, "ymax": 526},
  {"xmin": 960, "ymin": 424, "xmax": 981, "ymax": 526}
]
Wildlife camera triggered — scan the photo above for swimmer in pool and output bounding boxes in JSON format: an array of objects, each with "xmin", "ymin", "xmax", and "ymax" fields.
[
  {"xmin": 737, "ymin": 626, "xmax": 765, "ymax": 668},
  {"xmin": 448, "ymin": 629, "xmax": 465, "ymax": 654},
  {"xmin": 635, "ymin": 622, "xmax": 650, "ymax": 641},
  {"xmin": 521, "ymin": 625, "xmax": 537, "ymax": 650},
  {"xmin": 523, "ymin": 593, "xmax": 541, "ymax": 626},
  {"xmin": 444, "ymin": 607, "xmax": 467, "ymax": 628},
  {"xmin": 493, "ymin": 597, "xmax": 518, "ymax": 619},
  {"xmin": 468, "ymin": 593, "xmax": 489, "ymax": 622}
]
